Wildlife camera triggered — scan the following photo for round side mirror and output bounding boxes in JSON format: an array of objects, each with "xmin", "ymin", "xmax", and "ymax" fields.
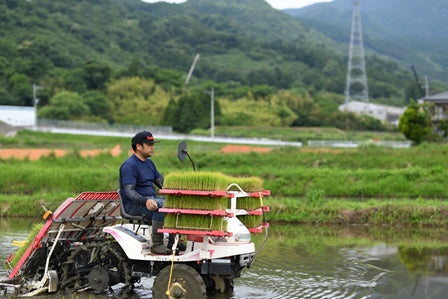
[
  {"xmin": 177, "ymin": 140, "xmax": 196, "ymax": 171},
  {"xmin": 178, "ymin": 140, "xmax": 187, "ymax": 161}
]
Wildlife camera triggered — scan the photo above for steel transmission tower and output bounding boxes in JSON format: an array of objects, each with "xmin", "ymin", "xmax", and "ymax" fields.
[{"xmin": 344, "ymin": 0, "xmax": 369, "ymax": 103}]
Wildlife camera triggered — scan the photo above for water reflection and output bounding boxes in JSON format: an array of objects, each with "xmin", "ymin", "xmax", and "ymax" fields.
[{"xmin": 2, "ymin": 220, "xmax": 448, "ymax": 298}]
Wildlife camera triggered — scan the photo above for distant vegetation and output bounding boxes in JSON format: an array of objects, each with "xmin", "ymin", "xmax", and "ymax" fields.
[
  {"xmin": 0, "ymin": 0, "xmax": 433, "ymax": 135},
  {"xmin": 1, "ymin": 130, "xmax": 448, "ymax": 226},
  {"xmin": 291, "ymin": 0, "xmax": 448, "ymax": 82}
]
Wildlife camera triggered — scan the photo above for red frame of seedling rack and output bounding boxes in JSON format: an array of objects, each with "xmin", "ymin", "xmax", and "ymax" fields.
[{"xmin": 158, "ymin": 189, "xmax": 270, "ymax": 236}]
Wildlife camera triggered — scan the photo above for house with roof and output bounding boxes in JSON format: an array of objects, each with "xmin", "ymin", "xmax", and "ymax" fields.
[
  {"xmin": 419, "ymin": 91, "xmax": 448, "ymax": 124},
  {"xmin": 338, "ymin": 101, "xmax": 406, "ymax": 126}
]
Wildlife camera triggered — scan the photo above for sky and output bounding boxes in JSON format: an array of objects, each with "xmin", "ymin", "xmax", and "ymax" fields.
[{"xmin": 142, "ymin": 0, "xmax": 334, "ymax": 10}]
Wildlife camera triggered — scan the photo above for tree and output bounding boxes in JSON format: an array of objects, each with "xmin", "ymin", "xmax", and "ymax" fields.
[
  {"xmin": 82, "ymin": 60, "xmax": 112, "ymax": 91},
  {"xmin": 149, "ymin": 68, "xmax": 184, "ymax": 89},
  {"xmin": 120, "ymin": 57, "xmax": 144, "ymax": 78},
  {"xmin": 82, "ymin": 90, "xmax": 110, "ymax": 121},
  {"xmin": 63, "ymin": 68, "xmax": 87, "ymax": 93},
  {"xmin": 163, "ymin": 90, "xmax": 221, "ymax": 133},
  {"xmin": 107, "ymin": 77, "xmax": 171, "ymax": 125},
  {"xmin": 398, "ymin": 102, "xmax": 432, "ymax": 144},
  {"xmin": 0, "ymin": 89, "xmax": 14, "ymax": 105},
  {"xmin": 38, "ymin": 91, "xmax": 89, "ymax": 120},
  {"xmin": 439, "ymin": 120, "xmax": 448, "ymax": 138},
  {"xmin": 8, "ymin": 73, "xmax": 32, "ymax": 106},
  {"xmin": 404, "ymin": 80, "xmax": 423, "ymax": 104}
]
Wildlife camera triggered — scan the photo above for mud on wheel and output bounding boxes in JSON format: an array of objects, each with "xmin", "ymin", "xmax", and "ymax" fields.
[
  {"xmin": 152, "ymin": 264, "xmax": 207, "ymax": 299},
  {"xmin": 60, "ymin": 241, "xmax": 133, "ymax": 293}
]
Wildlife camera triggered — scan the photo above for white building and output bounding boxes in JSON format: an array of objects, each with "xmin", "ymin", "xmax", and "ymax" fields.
[
  {"xmin": 338, "ymin": 101, "xmax": 406, "ymax": 126},
  {"xmin": 419, "ymin": 91, "xmax": 448, "ymax": 124},
  {"xmin": 0, "ymin": 105, "xmax": 35, "ymax": 127}
]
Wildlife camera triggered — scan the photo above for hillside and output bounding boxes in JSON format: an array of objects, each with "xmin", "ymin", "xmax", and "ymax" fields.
[
  {"xmin": 0, "ymin": 0, "xmax": 337, "ymax": 84},
  {"xmin": 0, "ymin": 0, "xmax": 425, "ymax": 134},
  {"xmin": 288, "ymin": 0, "xmax": 448, "ymax": 82},
  {"xmin": 0, "ymin": 0, "xmax": 412, "ymax": 99}
]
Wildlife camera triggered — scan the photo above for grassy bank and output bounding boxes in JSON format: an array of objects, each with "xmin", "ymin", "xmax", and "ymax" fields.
[
  {"xmin": 253, "ymin": 225, "xmax": 448, "ymax": 254},
  {"xmin": 1, "ymin": 130, "xmax": 448, "ymax": 225},
  {"xmin": 266, "ymin": 197, "xmax": 448, "ymax": 226},
  {"xmin": 192, "ymin": 126, "xmax": 407, "ymax": 142}
]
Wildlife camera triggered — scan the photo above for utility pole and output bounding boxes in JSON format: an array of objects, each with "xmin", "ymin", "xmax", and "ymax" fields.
[
  {"xmin": 344, "ymin": 0, "xmax": 369, "ymax": 103},
  {"xmin": 205, "ymin": 87, "xmax": 215, "ymax": 139},
  {"xmin": 411, "ymin": 65, "xmax": 425, "ymax": 98},
  {"xmin": 184, "ymin": 53, "xmax": 200, "ymax": 87},
  {"xmin": 33, "ymin": 83, "xmax": 43, "ymax": 129}
]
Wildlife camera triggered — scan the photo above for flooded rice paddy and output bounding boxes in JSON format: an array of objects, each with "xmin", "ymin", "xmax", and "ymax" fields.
[{"xmin": 2, "ymin": 218, "xmax": 448, "ymax": 298}]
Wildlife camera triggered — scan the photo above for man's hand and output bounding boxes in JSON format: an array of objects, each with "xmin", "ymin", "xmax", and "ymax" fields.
[
  {"xmin": 145, "ymin": 198, "xmax": 158, "ymax": 211},
  {"xmin": 155, "ymin": 177, "xmax": 164, "ymax": 189}
]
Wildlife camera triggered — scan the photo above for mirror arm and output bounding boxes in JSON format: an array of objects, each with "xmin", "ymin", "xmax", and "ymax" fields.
[{"xmin": 185, "ymin": 150, "xmax": 196, "ymax": 172}]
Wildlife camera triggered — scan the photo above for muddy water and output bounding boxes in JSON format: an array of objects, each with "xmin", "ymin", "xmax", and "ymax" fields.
[{"xmin": 2, "ymin": 219, "xmax": 448, "ymax": 298}]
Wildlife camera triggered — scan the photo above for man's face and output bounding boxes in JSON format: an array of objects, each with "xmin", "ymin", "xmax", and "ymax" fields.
[{"xmin": 138, "ymin": 142, "xmax": 155, "ymax": 157}]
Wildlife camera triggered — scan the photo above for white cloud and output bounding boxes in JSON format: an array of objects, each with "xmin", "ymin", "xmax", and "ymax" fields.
[
  {"xmin": 141, "ymin": 0, "xmax": 334, "ymax": 10},
  {"xmin": 267, "ymin": 0, "xmax": 333, "ymax": 9}
]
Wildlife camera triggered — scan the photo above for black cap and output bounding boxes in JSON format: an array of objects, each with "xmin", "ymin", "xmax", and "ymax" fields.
[{"xmin": 132, "ymin": 131, "xmax": 159, "ymax": 145}]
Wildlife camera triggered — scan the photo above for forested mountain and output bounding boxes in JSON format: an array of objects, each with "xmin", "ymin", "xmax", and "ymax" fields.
[
  {"xmin": 0, "ymin": 0, "xmax": 346, "ymax": 96},
  {"xmin": 0, "ymin": 0, "xmax": 434, "ymax": 132},
  {"xmin": 287, "ymin": 0, "xmax": 448, "ymax": 82}
]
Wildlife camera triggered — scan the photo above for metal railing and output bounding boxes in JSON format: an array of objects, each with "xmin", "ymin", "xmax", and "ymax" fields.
[
  {"xmin": 33, "ymin": 119, "xmax": 413, "ymax": 148},
  {"xmin": 308, "ymin": 140, "xmax": 412, "ymax": 148},
  {"xmin": 37, "ymin": 119, "xmax": 172, "ymax": 135}
]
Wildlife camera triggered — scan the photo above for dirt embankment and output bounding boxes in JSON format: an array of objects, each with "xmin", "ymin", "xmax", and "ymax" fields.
[
  {"xmin": 220, "ymin": 145, "xmax": 272, "ymax": 153},
  {"xmin": 0, "ymin": 145, "xmax": 121, "ymax": 160},
  {"xmin": 1, "ymin": 144, "xmax": 272, "ymax": 160}
]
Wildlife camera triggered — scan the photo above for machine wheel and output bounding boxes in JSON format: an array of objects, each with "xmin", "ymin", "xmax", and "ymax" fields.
[
  {"xmin": 205, "ymin": 275, "xmax": 234, "ymax": 294},
  {"xmin": 152, "ymin": 264, "xmax": 207, "ymax": 299},
  {"xmin": 60, "ymin": 241, "xmax": 132, "ymax": 293}
]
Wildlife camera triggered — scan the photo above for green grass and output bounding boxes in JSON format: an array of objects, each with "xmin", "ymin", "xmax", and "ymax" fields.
[
  {"xmin": 1, "ymin": 129, "xmax": 448, "ymax": 225},
  {"xmin": 0, "ymin": 130, "xmax": 126, "ymax": 149},
  {"xmin": 265, "ymin": 197, "xmax": 448, "ymax": 226}
]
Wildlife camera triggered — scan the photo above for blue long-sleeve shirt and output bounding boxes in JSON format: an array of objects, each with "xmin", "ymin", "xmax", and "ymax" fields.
[{"xmin": 119, "ymin": 154, "xmax": 164, "ymax": 208}]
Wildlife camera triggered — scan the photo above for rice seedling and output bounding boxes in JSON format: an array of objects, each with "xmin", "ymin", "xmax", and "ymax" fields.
[
  {"xmin": 7, "ymin": 222, "xmax": 44, "ymax": 269},
  {"xmin": 238, "ymin": 215, "xmax": 263, "ymax": 229},
  {"xmin": 164, "ymin": 171, "xmax": 263, "ymax": 192},
  {"xmin": 164, "ymin": 171, "xmax": 265, "ymax": 211},
  {"xmin": 164, "ymin": 195, "xmax": 230, "ymax": 210},
  {"xmin": 164, "ymin": 171, "xmax": 228, "ymax": 190},
  {"xmin": 235, "ymin": 195, "xmax": 264, "ymax": 211},
  {"xmin": 164, "ymin": 214, "xmax": 227, "ymax": 231},
  {"xmin": 162, "ymin": 171, "xmax": 265, "ymax": 230}
]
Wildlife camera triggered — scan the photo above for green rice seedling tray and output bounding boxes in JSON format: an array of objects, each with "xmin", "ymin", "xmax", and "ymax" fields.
[
  {"xmin": 164, "ymin": 171, "xmax": 264, "ymax": 192},
  {"xmin": 163, "ymin": 213, "xmax": 227, "ymax": 231},
  {"xmin": 159, "ymin": 173, "xmax": 270, "ymax": 236},
  {"xmin": 238, "ymin": 215, "xmax": 263, "ymax": 229}
]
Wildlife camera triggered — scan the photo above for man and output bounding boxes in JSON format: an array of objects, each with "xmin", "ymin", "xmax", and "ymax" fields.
[{"xmin": 119, "ymin": 131, "xmax": 172, "ymax": 254}]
